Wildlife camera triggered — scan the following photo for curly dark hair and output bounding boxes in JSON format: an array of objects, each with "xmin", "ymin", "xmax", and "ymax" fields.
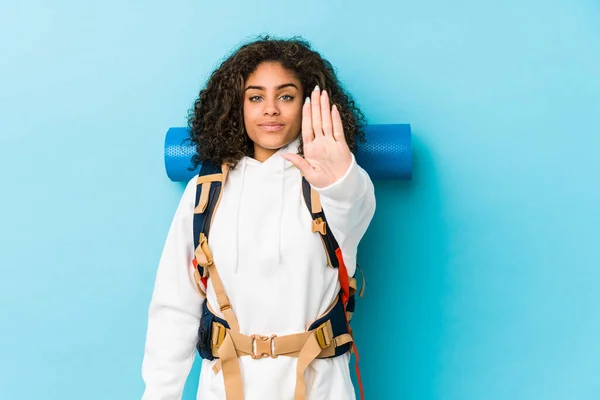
[{"xmin": 187, "ymin": 35, "xmax": 366, "ymax": 170}]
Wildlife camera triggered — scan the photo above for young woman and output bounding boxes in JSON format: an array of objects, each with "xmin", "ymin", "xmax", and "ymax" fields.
[{"xmin": 141, "ymin": 36, "xmax": 376, "ymax": 400}]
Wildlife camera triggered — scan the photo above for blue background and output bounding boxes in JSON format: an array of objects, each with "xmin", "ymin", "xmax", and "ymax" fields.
[{"xmin": 1, "ymin": 1, "xmax": 599, "ymax": 399}]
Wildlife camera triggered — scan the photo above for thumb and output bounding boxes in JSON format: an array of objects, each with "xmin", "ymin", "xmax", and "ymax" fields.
[{"xmin": 281, "ymin": 153, "xmax": 314, "ymax": 177}]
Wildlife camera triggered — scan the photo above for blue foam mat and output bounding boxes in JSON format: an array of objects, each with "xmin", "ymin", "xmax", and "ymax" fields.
[{"xmin": 164, "ymin": 124, "xmax": 412, "ymax": 182}]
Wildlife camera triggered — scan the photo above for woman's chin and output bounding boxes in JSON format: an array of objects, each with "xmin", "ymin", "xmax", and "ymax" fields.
[{"xmin": 256, "ymin": 135, "xmax": 291, "ymax": 150}]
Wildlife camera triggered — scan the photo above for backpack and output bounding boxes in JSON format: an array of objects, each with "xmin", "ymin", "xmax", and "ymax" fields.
[{"xmin": 191, "ymin": 161, "xmax": 364, "ymax": 400}]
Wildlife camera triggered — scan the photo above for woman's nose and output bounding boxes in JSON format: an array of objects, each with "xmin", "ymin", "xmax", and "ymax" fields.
[{"xmin": 263, "ymin": 97, "xmax": 280, "ymax": 115}]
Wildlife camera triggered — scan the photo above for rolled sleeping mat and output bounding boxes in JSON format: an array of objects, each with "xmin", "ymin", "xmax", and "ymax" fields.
[{"xmin": 164, "ymin": 124, "xmax": 412, "ymax": 182}]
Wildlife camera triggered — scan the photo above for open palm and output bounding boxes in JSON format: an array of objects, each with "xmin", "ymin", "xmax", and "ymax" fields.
[{"xmin": 282, "ymin": 86, "xmax": 353, "ymax": 188}]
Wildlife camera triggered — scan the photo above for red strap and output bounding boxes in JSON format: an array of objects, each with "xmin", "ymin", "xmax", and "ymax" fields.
[
  {"xmin": 192, "ymin": 259, "xmax": 208, "ymax": 288},
  {"xmin": 335, "ymin": 248, "xmax": 350, "ymax": 304},
  {"xmin": 342, "ymin": 290, "xmax": 365, "ymax": 400},
  {"xmin": 353, "ymin": 343, "xmax": 365, "ymax": 400}
]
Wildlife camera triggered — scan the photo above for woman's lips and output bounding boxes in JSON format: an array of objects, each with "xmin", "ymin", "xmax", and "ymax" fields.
[{"xmin": 259, "ymin": 124, "xmax": 284, "ymax": 132}]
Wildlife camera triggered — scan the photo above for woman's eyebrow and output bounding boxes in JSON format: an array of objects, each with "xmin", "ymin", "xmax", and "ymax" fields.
[{"xmin": 244, "ymin": 83, "xmax": 299, "ymax": 92}]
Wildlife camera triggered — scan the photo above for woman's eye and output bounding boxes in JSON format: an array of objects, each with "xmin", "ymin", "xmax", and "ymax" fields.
[{"xmin": 248, "ymin": 95, "xmax": 294, "ymax": 102}]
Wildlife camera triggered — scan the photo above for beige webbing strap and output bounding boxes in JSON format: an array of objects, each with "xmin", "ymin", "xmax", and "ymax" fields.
[
  {"xmin": 221, "ymin": 163, "xmax": 229, "ymax": 184},
  {"xmin": 310, "ymin": 187, "xmax": 322, "ymax": 214},
  {"xmin": 349, "ymin": 277, "xmax": 357, "ymax": 297},
  {"xmin": 197, "ymin": 173, "xmax": 224, "ymax": 185},
  {"xmin": 209, "ymin": 163, "xmax": 228, "ymax": 230},
  {"xmin": 332, "ymin": 333, "xmax": 353, "ymax": 350},
  {"xmin": 194, "ymin": 171, "xmax": 224, "ymax": 214},
  {"xmin": 201, "ymin": 246, "xmax": 239, "ymax": 332},
  {"xmin": 194, "ymin": 182, "xmax": 211, "ymax": 214},
  {"xmin": 294, "ymin": 332, "xmax": 324, "ymax": 400},
  {"xmin": 211, "ymin": 330, "xmax": 352, "ymax": 375},
  {"xmin": 310, "ymin": 188, "xmax": 327, "ymax": 235},
  {"xmin": 218, "ymin": 333, "xmax": 243, "ymax": 400},
  {"xmin": 211, "ymin": 321, "xmax": 333, "ymax": 358},
  {"xmin": 356, "ymin": 263, "xmax": 366, "ymax": 298},
  {"xmin": 194, "ymin": 163, "xmax": 239, "ymax": 330},
  {"xmin": 272, "ymin": 332, "xmax": 312, "ymax": 357},
  {"xmin": 194, "ymin": 232, "xmax": 214, "ymax": 274},
  {"xmin": 194, "ymin": 163, "xmax": 246, "ymax": 399},
  {"xmin": 194, "ymin": 164, "xmax": 229, "ymax": 216}
]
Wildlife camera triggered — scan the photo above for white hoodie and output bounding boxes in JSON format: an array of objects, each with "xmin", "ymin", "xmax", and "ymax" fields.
[{"xmin": 141, "ymin": 136, "xmax": 376, "ymax": 400}]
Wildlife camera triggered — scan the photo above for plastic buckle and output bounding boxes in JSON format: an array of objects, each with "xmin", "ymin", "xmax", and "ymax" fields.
[
  {"xmin": 212, "ymin": 322, "xmax": 226, "ymax": 348},
  {"xmin": 251, "ymin": 334, "xmax": 278, "ymax": 359},
  {"xmin": 315, "ymin": 322, "xmax": 333, "ymax": 349},
  {"xmin": 312, "ymin": 217, "xmax": 327, "ymax": 235}
]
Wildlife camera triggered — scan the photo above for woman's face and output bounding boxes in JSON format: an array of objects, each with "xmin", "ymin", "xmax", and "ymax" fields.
[{"xmin": 243, "ymin": 61, "xmax": 304, "ymax": 162}]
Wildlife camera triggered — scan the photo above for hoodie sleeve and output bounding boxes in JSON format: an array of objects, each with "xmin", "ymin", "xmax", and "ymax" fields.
[
  {"xmin": 141, "ymin": 177, "xmax": 205, "ymax": 400},
  {"xmin": 312, "ymin": 154, "xmax": 376, "ymax": 277}
]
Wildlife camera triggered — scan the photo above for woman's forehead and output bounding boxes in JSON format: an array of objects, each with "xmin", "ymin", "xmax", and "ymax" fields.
[{"xmin": 246, "ymin": 62, "xmax": 301, "ymax": 87}]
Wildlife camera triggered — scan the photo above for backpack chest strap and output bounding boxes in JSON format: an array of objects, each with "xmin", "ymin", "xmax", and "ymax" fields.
[{"xmin": 206, "ymin": 298, "xmax": 354, "ymax": 400}]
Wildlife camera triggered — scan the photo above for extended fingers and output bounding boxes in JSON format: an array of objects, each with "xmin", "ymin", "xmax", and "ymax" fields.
[
  {"xmin": 311, "ymin": 86, "xmax": 323, "ymax": 136},
  {"xmin": 302, "ymin": 96, "xmax": 313, "ymax": 145},
  {"xmin": 332, "ymin": 104, "xmax": 345, "ymax": 142},
  {"xmin": 320, "ymin": 90, "xmax": 334, "ymax": 139}
]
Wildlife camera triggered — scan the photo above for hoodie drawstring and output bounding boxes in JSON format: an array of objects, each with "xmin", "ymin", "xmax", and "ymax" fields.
[
  {"xmin": 232, "ymin": 136, "xmax": 300, "ymax": 274},
  {"xmin": 234, "ymin": 157, "xmax": 247, "ymax": 273},
  {"xmin": 275, "ymin": 158, "xmax": 284, "ymax": 266}
]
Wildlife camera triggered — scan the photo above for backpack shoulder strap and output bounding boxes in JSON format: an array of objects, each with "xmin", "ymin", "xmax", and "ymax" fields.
[
  {"xmin": 301, "ymin": 177, "xmax": 353, "ymax": 304},
  {"xmin": 192, "ymin": 161, "xmax": 228, "ymax": 292},
  {"xmin": 301, "ymin": 177, "xmax": 339, "ymax": 268},
  {"xmin": 301, "ymin": 176, "xmax": 366, "ymax": 397}
]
